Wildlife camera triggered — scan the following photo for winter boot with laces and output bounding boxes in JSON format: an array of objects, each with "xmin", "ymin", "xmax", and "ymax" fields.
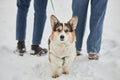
[
  {"xmin": 15, "ymin": 41, "xmax": 26, "ymax": 56},
  {"xmin": 30, "ymin": 45, "xmax": 47, "ymax": 56}
]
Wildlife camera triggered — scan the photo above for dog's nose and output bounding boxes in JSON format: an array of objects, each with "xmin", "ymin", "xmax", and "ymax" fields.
[{"xmin": 60, "ymin": 35, "xmax": 64, "ymax": 41}]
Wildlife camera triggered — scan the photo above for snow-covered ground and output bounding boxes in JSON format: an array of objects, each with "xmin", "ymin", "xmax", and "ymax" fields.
[{"xmin": 0, "ymin": 0, "xmax": 120, "ymax": 80}]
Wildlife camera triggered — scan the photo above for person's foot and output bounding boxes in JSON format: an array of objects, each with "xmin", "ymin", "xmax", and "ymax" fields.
[
  {"xmin": 88, "ymin": 54, "xmax": 99, "ymax": 60},
  {"xmin": 30, "ymin": 45, "xmax": 47, "ymax": 56},
  {"xmin": 16, "ymin": 41, "xmax": 26, "ymax": 56},
  {"xmin": 76, "ymin": 51, "xmax": 82, "ymax": 56}
]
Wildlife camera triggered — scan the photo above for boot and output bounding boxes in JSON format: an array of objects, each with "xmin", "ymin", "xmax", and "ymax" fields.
[
  {"xmin": 16, "ymin": 41, "xmax": 26, "ymax": 56},
  {"xmin": 31, "ymin": 45, "xmax": 47, "ymax": 56}
]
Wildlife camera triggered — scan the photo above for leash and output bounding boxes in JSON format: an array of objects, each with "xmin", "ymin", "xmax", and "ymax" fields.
[{"xmin": 50, "ymin": 0, "xmax": 55, "ymax": 13}]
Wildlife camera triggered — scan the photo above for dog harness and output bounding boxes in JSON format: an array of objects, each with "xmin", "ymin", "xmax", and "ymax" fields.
[
  {"xmin": 50, "ymin": 52, "xmax": 68, "ymax": 66},
  {"xmin": 61, "ymin": 57, "xmax": 66, "ymax": 66}
]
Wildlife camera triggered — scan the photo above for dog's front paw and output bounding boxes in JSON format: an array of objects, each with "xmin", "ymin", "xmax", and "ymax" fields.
[
  {"xmin": 62, "ymin": 68, "xmax": 69, "ymax": 75},
  {"xmin": 52, "ymin": 74, "xmax": 59, "ymax": 78},
  {"xmin": 62, "ymin": 71, "xmax": 69, "ymax": 75}
]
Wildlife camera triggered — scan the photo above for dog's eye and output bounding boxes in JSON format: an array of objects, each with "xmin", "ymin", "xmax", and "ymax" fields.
[
  {"xmin": 64, "ymin": 30, "xmax": 69, "ymax": 33},
  {"xmin": 57, "ymin": 29, "xmax": 61, "ymax": 32}
]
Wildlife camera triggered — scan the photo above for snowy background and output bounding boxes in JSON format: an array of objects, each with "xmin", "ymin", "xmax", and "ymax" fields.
[{"xmin": 0, "ymin": 0, "xmax": 120, "ymax": 80}]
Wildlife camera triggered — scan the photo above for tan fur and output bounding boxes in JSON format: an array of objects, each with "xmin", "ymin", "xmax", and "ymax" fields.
[
  {"xmin": 48, "ymin": 52, "xmax": 50, "ymax": 63},
  {"xmin": 56, "ymin": 26, "xmax": 63, "ymax": 35},
  {"xmin": 70, "ymin": 31, "xmax": 76, "ymax": 43},
  {"xmin": 56, "ymin": 26, "xmax": 63, "ymax": 31},
  {"xmin": 64, "ymin": 27, "xmax": 70, "ymax": 32},
  {"xmin": 51, "ymin": 32, "xmax": 54, "ymax": 40}
]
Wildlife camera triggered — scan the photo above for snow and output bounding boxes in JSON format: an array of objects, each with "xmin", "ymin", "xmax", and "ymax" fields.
[{"xmin": 0, "ymin": 0, "xmax": 120, "ymax": 80}]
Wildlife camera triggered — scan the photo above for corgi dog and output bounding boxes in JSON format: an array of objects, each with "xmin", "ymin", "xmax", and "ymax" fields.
[{"xmin": 48, "ymin": 15, "xmax": 78, "ymax": 78}]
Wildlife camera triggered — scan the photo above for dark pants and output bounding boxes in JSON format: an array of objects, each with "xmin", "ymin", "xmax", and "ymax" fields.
[
  {"xmin": 16, "ymin": 0, "xmax": 48, "ymax": 45},
  {"xmin": 72, "ymin": 0, "xmax": 108, "ymax": 53}
]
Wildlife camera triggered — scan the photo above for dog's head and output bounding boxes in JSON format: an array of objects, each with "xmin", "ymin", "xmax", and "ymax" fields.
[{"xmin": 50, "ymin": 15, "xmax": 78, "ymax": 43}]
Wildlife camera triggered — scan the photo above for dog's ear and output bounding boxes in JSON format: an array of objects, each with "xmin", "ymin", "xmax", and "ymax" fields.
[
  {"xmin": 68, "ymin": 16, "xmax": 78, "ymax": 30},
  {"xmin": 50, "ymin": 15, "xmax": 59, "ymax": 28}
]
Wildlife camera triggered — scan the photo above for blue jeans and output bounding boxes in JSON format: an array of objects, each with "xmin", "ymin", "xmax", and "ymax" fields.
[
  {"xmin": 72, "ymin": 0, "xmax": 108, "ymax": 54},
  {"xmin": 16, "ymin": 0, "xmax": 48, "ymax": 45}
]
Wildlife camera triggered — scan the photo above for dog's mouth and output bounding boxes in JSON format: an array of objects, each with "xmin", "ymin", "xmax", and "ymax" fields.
[{"xmin": 60, "ymin": 38, "xmax": 64, "ymax": 41}]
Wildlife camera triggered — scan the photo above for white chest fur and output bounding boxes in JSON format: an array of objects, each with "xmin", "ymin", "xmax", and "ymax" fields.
[{"xmin": 50, "ymin": 41, "xmax": 76, "ymax": 58}]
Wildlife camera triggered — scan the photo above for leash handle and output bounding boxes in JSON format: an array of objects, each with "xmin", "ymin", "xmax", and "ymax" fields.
[{"xmin": 50, "ymin": 0, "xmax": 55, "ymax": 13}]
